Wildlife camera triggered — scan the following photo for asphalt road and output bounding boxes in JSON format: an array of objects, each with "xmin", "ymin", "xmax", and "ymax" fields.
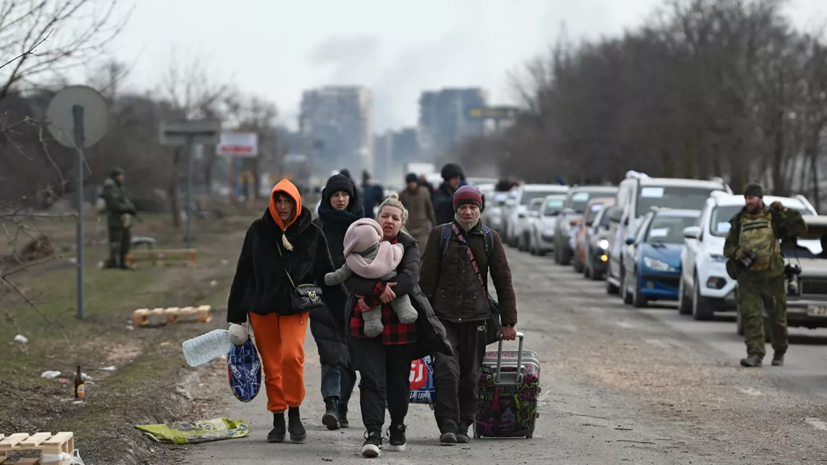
[{"xmin": 183, "ymin": 247, "xmax": 827, "ymax": 464}]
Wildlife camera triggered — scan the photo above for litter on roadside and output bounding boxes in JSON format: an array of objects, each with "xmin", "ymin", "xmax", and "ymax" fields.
[
  {"xmin": 41, "ymin": 371, "xmax": 61, "ymax": 379},
  {"xmin": 0, "ymin": 431, "xmax": 82, "ymax": 465},
  {"xmin": 135, "ymin": 418, "xmax": 250, "ymax": 444},
  {"xmin": 14, "ymin": 334, "xmax": 28, "ymax": 344},
  {"xmin": 99, "ymin": 366, "xmax": 117, "ymax": 372}
]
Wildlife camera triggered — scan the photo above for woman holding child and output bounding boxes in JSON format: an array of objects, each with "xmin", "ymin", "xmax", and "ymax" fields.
[{"xmin": 338, "ymin": 193, "xmax": 452, "ymax": 458}]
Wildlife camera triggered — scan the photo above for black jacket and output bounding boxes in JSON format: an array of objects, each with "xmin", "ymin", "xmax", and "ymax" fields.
[
  {"xmin": 433, "ymin": 182, "xmax": 456, "ymax": 225},
  {"xmin": 338, "ymin": 232, "xmax": 453, "ymax": 361},
  {"xmin": 310, "ymin": 181, "xmax": 363, "ymax": 366},
  {"xmin": 227, "ymin": 207, "xmax": 347, "ymax": 323}
]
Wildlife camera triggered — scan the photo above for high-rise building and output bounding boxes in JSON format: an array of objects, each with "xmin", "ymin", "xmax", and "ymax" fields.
[
  {"xmin": 418, "ymin": 88, "xmax": 488, "ymax": 160},
  {"xmin": 373, "ymin": 127, "xmax": 422, "ymax": 185},
  {"xmin": 300, "ymin": 86, "xmax": 374, "ymax": 177}
]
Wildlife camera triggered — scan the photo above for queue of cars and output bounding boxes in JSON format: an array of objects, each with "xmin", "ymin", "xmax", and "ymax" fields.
[{"xmin": 493, "ymin": 171, "xmax": 827, "ymax": 338}]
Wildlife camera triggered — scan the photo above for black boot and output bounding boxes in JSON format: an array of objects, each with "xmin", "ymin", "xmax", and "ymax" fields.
[
  {"xmin": 288, "ymin": 407, "xmax": 306, "ymax": 443},
  {"xmin": 388, "ymin": 423, "xmax": 407, "ymax": 452},
  {"xmin": 338, "ymin": 403, "xmax": 350, "ymax": 428},
  {"xmin": 267, "ymin": 412, "xmax": 286, "ymax": 443},
  {"xmin": 456, "ymin": 421, "xmax": 471, "ymax": 443},
  {"xmin": 772, "ymin": 352, "xmax": 785, "ymax": 366},
  {"xmin": 439, "ymin": 421, "xmax": 458, "ymax": 445},
  {"xmin": 322, "ymin": 397, "xmax": 340, "ymax": 430},
  {"xmin": 361, "ymin": 430, "xmax": 383, "ymax": 458},
  {"xmin": 740, "ymin": 354, "xmax": 763, "ymax": 367}
]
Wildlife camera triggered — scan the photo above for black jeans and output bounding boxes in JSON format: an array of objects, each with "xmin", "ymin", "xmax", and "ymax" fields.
[
  {"xmin": 433, "ymin": 320, "xmax": 488, "ymax": 428},
  {"xmin": 350, "ymin": 337, "xmax": 414, "ymax": 431}
]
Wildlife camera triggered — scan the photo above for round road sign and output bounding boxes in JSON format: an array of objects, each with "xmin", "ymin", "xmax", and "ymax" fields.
[{"xmin": 46, "ymin": 85, "xmax": 109, "ymax": 148}]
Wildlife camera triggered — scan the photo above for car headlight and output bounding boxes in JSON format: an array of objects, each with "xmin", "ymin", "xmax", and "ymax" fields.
[
  {"xmin": 643, "ymin": 256, "xmax": 676, "ymax": 272},
  {"xmin": 597, "ymin": 239, "xmax": 609, "ymax": 250},
  {"xmin": 707, "ymin": 253, "xmax": 727, "ymax": 262}
]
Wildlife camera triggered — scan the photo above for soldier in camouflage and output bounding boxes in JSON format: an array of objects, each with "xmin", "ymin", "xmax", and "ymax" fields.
[
  {"xmin": 101, "ymin": 167, "xmax": 137, "ymax": 269},
  {"xmin": 723, "ymin": 183, "xmax": 806, "ymax": 367}
]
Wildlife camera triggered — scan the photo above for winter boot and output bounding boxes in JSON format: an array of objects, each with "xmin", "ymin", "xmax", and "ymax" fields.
[
  {"xmin": 267, "ymin": 412, "xmax": 286, "ymax": 443},
  {"xmin": 322, "ymin": 397, "xmax": 340, "ymax": 430},
  {"xmin": 387, "ymin": 423, "xmax": 407, "ymax": 452},
  {"xmin": 772, "ymin": 352, "xmax": 785, "ymax": 366},
  {"xmin": 456, "ymin": 421, "xmax": 471, "ymax": 443},
  {"xmin": 338, "ymin": 403, "xmax": 350, "ymax": 428},
  {"xmin": 439, "ymin": 421, "xmax": 458, "ymax": 445},
  {"xmin": 361, "ymin": 430, "xmax": 383, "ymax": 458},
  {"xmin": 740, "ymin": 354, "xmax": 763, "ymax": 368},
  {"xmin": 288, "ymin": 407, "xmax": 306, "ymax": 443}
]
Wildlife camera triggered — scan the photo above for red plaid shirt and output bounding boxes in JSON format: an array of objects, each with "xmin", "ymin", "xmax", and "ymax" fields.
[{"xmin": 349, "ymin": 241, "xmax": 417, "ymax": 345}]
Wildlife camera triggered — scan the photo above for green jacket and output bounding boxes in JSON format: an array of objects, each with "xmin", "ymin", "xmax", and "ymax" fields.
[
  {"xmin": 723, "ymin": 205, "xmax": 806, "ymax": 280},
  {"xmin": 101, "ymin": 177, "xmax": 136, "ymax": 229}
]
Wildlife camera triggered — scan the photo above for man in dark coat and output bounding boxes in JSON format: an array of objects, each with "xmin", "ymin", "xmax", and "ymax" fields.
[
  {"xmin": 361, "ymin": 170, "xmax": 385, "ymax": 219},
  {"xmin": 100, "ymin": 167, "xmax": 136, "ymax": 269},
  {"xmin": 432, "ymin": 163, "xmax": 464, "ymax": 225},
  {"xmin": 311, "ymin": 174, "xmax": 363, "ymax": 429}
]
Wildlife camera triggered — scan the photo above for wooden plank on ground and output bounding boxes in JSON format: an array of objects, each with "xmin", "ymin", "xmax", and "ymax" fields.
[
  {"xmin": 19, "ymin": 432, "xmax": 52, "ymax": 447},
  {"xmin": 0, "ymin": 433, "xmax": 30, "ymax": 449}
]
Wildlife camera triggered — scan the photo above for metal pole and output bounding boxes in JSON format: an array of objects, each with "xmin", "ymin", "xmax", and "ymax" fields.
[
  {"xmin": 72, "ymin": 105, "xmax": 85, "ymax": 320},
  {"xmin": 185, "ymin": 135, "xmax": 193, "ymax": 249}
]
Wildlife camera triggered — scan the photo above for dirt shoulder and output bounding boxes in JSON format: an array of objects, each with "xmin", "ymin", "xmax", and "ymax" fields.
[{"xmin": 0, "ymin": 207, "xmax": 260, "ymax": 464}]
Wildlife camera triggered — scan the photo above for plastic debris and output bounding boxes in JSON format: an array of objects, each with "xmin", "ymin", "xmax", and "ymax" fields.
[
  {"xmin": 210, "ymin": 280, "xmax": 218, "ymax": 287},
  {"xmin": 126, "ymin": 325, "xmax": 134, "ymax": 330},
  {"xmin": 13, "ymin": 334, "xmax": 28, "ymax": 344},
  {"xmin": 58, "ymin": 378, "xmax": 71, "ymax": 384},
  {"xmin": 82, "ymin": 373, "xmax": 93, "ymax": 382},
  {"xmin": 99, "ymin": 366, "xmax": 117, "ymax": 372},
  {"xmin": 135, "ymin": 418, "xmax": 250, "ymax": 444},
  {"xmin": 221, "ymin": 259, "xmax": 229, "ymax": 266},
  {"xmin": 41, "ymin": 371, "xmax": 61, "ymax": 379}
]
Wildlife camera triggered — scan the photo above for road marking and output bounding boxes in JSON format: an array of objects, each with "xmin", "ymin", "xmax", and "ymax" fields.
[
  {"xmin": 739, "ymin": 387, "xmax": 762, "ymax": 397},
  {"xmin": 805, "ymin": 418, "xmax": 827, "ymax": 431},
  {"xmin": 616, "ymin": 321, "xmax": 634, "ymax": 329}
]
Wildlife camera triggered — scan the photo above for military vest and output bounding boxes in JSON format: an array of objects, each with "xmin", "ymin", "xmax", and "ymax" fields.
[{"xmin": 738, "ymin": 210, "xmax": 779, "ymax": 271}]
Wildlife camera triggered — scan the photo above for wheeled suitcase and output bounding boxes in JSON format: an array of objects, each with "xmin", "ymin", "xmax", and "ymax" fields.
[{"xmin": 475, "ymin": 333, "xmax": 541, "ymax": 438}]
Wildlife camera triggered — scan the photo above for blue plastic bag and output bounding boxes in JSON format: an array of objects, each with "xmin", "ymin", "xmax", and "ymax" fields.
[
  {"xmin": 228, "ymin": 340, "xmax": 261, "ymax": 403},
  {"xmin": 409, "ymin": 355, "xmax": 436, "ymax": 405}
]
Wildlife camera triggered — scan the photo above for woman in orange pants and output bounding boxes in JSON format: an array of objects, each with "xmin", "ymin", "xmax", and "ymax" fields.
[{"xmin": 228, "ymin": 179, "xmax": 347, "ymax": 443}]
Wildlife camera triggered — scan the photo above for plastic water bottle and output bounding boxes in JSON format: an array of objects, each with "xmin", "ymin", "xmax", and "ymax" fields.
[{"xmin": 182, "ymin": 329, "xmax": 233, "ymax": 367}]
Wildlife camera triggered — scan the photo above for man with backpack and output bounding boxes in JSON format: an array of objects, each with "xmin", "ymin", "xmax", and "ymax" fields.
[
  {"xmin": 723, "ymin": 182, "xmax": 807, "ymax": 368},
  {"xmin": 419, "ymin": 185, "xmax": 518, "ymax": 445}
]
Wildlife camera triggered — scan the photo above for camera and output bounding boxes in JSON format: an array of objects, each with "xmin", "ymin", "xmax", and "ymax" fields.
[
  {"xmin": 738, "ymin": 251, "xmax": 758, "ymax": 268},
  {"xmin": 785, "ymin": 263, "xmax": 802, "ymax": 295}
]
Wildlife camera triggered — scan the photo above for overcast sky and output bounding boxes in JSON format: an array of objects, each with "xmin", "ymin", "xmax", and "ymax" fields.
[{"xmin": 106, "ymin": 0, "xmax": 825, "ymax": 132}]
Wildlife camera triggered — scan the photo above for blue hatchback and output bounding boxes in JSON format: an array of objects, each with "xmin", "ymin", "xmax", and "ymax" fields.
[{"xmin": 621, "ymin": 208, "xmax": 701, "ymax": 307}]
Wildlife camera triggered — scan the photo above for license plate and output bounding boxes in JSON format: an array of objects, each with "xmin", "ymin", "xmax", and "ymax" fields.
[{"xmin": 807, "ymin": 305, "xmax": 827, "ymax": 317}]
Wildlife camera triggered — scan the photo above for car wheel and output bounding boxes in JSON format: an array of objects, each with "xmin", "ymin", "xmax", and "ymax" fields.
[
  {"xmin": 573, "ymin": 254, "xmax": 583, "ymax": 273},
  {"xmin": 553, "ymin": 242, "xmax": 562, "ymax": 264},
  {"xmin": 520, "ymin": 232, "xmax": 530, "ymax": 252},
  {"xmin": 561, "ymin": 246, "xmax": 572, "ymax": 265},
  {"xmin": 606, "ymin": 275, "xmax": 619, "ymax": 294},
  {"xmin": 584, "ymin": 263, "xmax": 592, "ymax": 278},
  {"xmin": 691, "ymin": 273, "xmax": 714, "ymax": 321},
  {"xmin": 622, "ymin": 271, "xmax": 633, "ymax": 305},
  {"xmin": 678, "ymin": 276, "xmax": 692, "ymax": 315},
  {"xmin": 632, "ymin": 273, "xmax": 648, "ymax": 308},
  {"xmin": 537, "ymin": 247, "xmax": 546, "ymax": 257}
]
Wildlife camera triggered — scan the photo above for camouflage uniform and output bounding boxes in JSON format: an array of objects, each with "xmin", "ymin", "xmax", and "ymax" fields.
[
  {"xmin": 101, "ymin": 168, "xmax": 136, "ymax": 268},
  {"xmin": 723, "ymin": 201, "xmax": 806, "ymax": 360}
]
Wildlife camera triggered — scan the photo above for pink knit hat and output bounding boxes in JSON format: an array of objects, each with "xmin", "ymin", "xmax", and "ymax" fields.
[{"xmin": 344, "ymin": 219, "xmax": 383, "ymax": 256}]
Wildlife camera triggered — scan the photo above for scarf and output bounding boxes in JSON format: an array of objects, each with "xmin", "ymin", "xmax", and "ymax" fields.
[
  {"xmin": 454, "ymin": 213, "xmax": 480, "ymax": 233},
  {"xmin": 343, "ymin": 219, "xmax": 404, "ymax": 279}
]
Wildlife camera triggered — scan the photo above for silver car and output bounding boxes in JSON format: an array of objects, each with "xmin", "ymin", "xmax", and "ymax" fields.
[{"xmin": 528, "ymin": 195, "xmax": 567, "ymax": 256}]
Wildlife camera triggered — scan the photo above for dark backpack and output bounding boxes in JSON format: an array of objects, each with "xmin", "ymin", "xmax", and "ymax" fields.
[{"xmin": 438, "ymin": 222, "xmax": 495, "ymax": 261}]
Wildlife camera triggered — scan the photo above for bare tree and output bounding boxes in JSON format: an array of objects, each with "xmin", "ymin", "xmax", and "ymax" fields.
[{"xmin": 0, "ymin": 0, "xmax": 131, "ymax": 105}]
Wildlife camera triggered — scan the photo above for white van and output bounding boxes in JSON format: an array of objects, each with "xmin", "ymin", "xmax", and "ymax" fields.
[{"xmin": 605, "ymin": 172, "xmax": 731, "ymax": 294}]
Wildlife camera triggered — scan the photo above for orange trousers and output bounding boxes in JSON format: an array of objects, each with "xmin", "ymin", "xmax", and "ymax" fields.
[{"xmin": 249, "ymin": 311, "xmax": 308, "ymax": 412}]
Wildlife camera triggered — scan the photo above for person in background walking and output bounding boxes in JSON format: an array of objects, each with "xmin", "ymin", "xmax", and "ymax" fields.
[
  {"xmin": 420, "ymin": 186, "xmax": 518, "ymax": 445},
  {"xmin": 100, "ymin": 167, "xmax": 137, "ymax": 270},
  {"xmin": 432, "ymin": 163, "xmax": 464, "ymax": 225},
  {"xmin": 227, "ymin": 179, "xmax": 347, "ymax": 444},
  {"xmin": 723, "ymin": 182, "xmax": 806, "ymax": 368},
  {"xmin": 361, "ymin": 170, "xmax": 385, "ymax": 219},
  {"xmin": 338, "ymin": 194, "xmax": 452, "ymax": 458},
  {"xmin": 399, "ymin": 172, "xmax": 436, "ymax": 252},
  {"xmin": 311, "ymin": 174, "xmax": 362, "ymax": 430},
  {"xmin": 419, "ymin": 174, "xmax": 435, "ymax": 194}
]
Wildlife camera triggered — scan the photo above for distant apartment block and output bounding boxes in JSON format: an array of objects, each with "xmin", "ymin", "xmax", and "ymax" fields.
[
  {"xmin": 373, "ymin": 127, "xmax": 421, "ymax": 185},
  {"xmin": 418, "ymin": 88, "xmax": 488, "ymax": 160},
  {"xmin": 300, "ymin": 86, "xmax": 374, "ymax": 177}
]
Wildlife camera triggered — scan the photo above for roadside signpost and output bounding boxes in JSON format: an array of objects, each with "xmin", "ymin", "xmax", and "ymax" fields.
[
  {"xmin": 217, "ymin": 132, "xmax": 258, "ymax": 201},
  {"xmin": 45, "ymin": 85, "xmax": 110, "ymax": 320},
  {"xmin": 468, "ymin": 106, "xmax": 521, "ymax": 130},
  {"xmin": 159, "ymin": 120, "xmax": 221, "ymax": 249}
]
